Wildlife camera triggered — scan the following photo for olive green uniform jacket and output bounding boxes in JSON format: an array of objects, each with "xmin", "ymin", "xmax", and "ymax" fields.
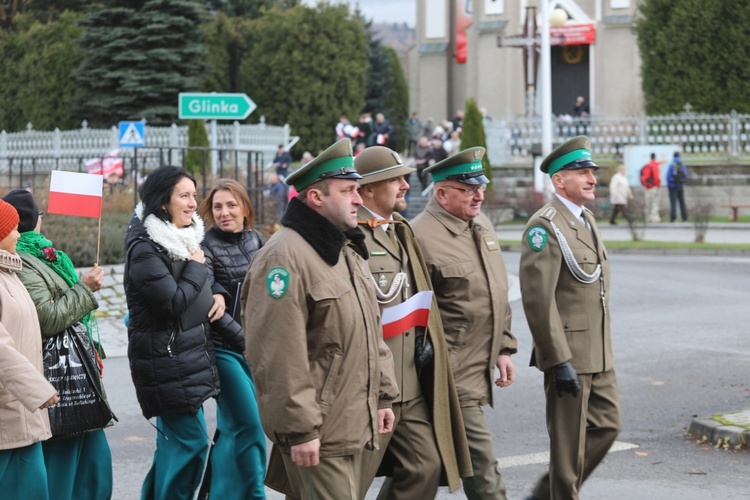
[
  {"xmin": 242, "ymin": 199, "xmax": 398, "ymax": 494},
  {"xmin": 519, "ymin": 196, "xmax": 614, "ymax": 374},
  {"xmin": 358, "ymin": 208, "xmax": 472, "ymax": 491},
  {"xmin": 412, "ymin": 198, "xmax": 517, "ymax": 407}
]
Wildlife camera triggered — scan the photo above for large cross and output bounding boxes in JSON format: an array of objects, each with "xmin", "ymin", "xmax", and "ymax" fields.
[
  {"xmin": 497, "ymin": 6, "xmax": 538, "ymax": 120},
  {"xmin": 497, "ymin": 6, "xmax": 564, "ymax": 120}
]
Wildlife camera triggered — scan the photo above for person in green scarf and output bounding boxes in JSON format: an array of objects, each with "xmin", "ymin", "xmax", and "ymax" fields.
[{"xmin": 2, "ymin": 189, "xmax": 112, "ymax": 500}]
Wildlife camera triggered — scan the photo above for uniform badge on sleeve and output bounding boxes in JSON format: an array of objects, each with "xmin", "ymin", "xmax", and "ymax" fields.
[
  {"xmin": 527, "ymin": 226, "xmax": 548, "ymax": 252},
  {"xmin": 266, "ymin": 266, "xmax": 290, "ymax": 299}
]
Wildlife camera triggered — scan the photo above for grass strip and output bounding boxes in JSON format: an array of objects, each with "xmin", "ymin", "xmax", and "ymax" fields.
[{"xmin": 498, "ymin": 239, "xmax": 750, "ymax": 250}]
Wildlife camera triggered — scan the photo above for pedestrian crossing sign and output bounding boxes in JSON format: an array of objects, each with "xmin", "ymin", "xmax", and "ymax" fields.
[{"xmin": 119, "ymin": 121, "xmax": 145, "ymax": 147}]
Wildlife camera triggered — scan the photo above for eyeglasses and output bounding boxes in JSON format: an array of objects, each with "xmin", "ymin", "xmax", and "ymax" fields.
[
  {"xmin": 38, "ymin": 211, "xmax": 44, "ymax": 218},
  {"xmin": 443, "ymin": 184, "xmax": 487, "ymax": 196}
]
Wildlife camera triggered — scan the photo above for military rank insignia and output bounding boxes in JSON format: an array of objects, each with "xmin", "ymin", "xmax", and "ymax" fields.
[
  {"xmin": 266, "ymin": 266, "xmax": 290, "ymax": 299},
  {"xmin": 527, "ymin": 226, "xmax": 548, "ymax": 252}
]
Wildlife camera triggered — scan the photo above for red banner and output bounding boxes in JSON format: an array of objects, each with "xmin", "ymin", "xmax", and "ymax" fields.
[
  {"xmin": 86, "ymin": 150, "xmax": 124, "ymax": 178},
  {"xmin": 550, "ymin": 23, "xmax": 596, "ymax": 46}
]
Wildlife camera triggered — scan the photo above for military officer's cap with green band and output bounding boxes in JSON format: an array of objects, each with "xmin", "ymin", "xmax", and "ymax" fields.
[
  {"xmin": 285, "ymin": 138, "xmax": 362, "ymax": 191},
  {"xmin": 540, "ymin": 135, "xmax": 599, "ymax": 176},
  {"xmin": 424, "ymin": 146, "xmax": 489, "ymax": 185},
  {"xmin": 353, "ymin": 146, "xmax": 415, "ymax": 185}
]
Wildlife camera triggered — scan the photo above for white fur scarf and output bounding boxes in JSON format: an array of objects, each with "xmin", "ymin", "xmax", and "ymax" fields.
[{"xmin": 135, "ymin": 202, "xmax": 205, "ymax": 261}]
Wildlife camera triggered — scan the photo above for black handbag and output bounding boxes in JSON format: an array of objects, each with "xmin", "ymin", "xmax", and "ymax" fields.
[
  {"xmin": 172, "ymin": 259, "xmax": 214, "ymax": 331},
  {"xmin": 43, "ymin": 322, "xmax": 117, "ymax": 438}
]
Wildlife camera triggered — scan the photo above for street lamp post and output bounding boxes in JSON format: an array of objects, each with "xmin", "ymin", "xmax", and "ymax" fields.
[{"xmin": 536, "ymin": 4, "xmax": 568, "ymax": 194}]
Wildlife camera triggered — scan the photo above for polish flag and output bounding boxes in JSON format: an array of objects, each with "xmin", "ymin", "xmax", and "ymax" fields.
[
  {"xmin": 381, "ymin": 290, "xmax": 433, "ymax": 340},
  {"xmin": 48, "ymin": 171, "xmax": 103, "ymax": 218}
]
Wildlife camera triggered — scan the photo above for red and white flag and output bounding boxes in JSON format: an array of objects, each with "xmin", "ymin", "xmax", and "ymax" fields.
[
  {"xmin": 381, "ymin": 290, "xmax": 433, "ymax": 339},
  {"xmin": 48, "ymin": 171, "xmax": 103, "ymax": 218},
  {"xmin": 85, "ymin": 149, "xmax": 124, "ymax": 178}
]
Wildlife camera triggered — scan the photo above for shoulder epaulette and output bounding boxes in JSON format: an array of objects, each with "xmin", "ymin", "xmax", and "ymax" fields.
[{"xmin": 540, "ymin": 207, "xmax": 557, "ymax": 221}]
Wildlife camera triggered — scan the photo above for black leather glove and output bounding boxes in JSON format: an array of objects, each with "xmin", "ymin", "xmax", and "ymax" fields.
[
  {"xmin": 415, "ymin": 333, "xmax": 434, "ymax": 369},
  {"xmin": 551, "ymin": 361, "xmax": 580, "ymax": 398}
]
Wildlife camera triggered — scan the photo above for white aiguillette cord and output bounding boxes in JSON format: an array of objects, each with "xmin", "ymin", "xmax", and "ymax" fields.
[
  {"xmin": 549, "ymin": 220, "xmax": 602, "ymax": 284},
  {"xmin": 358, "ymin": 218, "xmax": 409, "ymax": 304}
]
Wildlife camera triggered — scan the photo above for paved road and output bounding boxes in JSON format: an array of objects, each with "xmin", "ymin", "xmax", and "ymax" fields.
[{"xmin": 102, "ymin": 252, "xmax": 750, "ymax": 499}]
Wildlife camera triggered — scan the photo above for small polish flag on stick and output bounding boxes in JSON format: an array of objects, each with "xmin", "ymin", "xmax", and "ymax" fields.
[
  {"xmin": 48, "ymin": 170, "xmax": 104, "ymax": 262},
  {"xmin": 382, "ymin": 290, "xmax": 433, "ymax": 340},
  {"xmin": 49, "ymin": 171, "xmax": 103, "ymax": 218}
]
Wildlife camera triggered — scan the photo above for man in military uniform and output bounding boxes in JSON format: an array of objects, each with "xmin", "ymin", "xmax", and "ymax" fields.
[
  {"xmin": 242, "ymin": 138, "xmax": 398, "ymax": 499},
  {"xmin": 354, "ymin": 146, "xmax": 472, "ymax": 498},
  {"xmin": 412, "ymin": 147, "xmax": 518, "ymax": 500},
  {"xmin": 519, "ymin": 136, "xmax": 621, "ymax": 500}
]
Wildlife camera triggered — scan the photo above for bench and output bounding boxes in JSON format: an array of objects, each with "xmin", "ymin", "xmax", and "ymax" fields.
[{"xmin": 720, "ymin": 204, "xmax": 750, "ymax": 221}]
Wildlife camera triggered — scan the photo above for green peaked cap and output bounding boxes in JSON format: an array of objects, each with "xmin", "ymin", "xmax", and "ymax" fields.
[{"xmin": 286, "ymin": 138, "xmax": 362, "ymax": 191}]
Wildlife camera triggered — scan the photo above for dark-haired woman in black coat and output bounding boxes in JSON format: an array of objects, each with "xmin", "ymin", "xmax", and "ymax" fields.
[{"xmin": 124, "ymin": 166, "xmax": 220, "ymax": 500}]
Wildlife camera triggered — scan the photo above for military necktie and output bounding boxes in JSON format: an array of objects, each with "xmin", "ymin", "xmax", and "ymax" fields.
[
  {"xmin": 386, "ymin": 223, "xmax": 400, "ymax": 254},
  {"xmin": 583, "ymin": 211, "xmax": 599, "ymax": 249}
]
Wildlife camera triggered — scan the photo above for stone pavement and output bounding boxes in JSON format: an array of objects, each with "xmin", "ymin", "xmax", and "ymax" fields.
[{"xmin": 88, "ymin": 220, "xmax": 750, "ymax": 449}]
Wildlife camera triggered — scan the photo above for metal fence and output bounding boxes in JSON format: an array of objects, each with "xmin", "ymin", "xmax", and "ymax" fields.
[
  {"xmin": 0, "ymin": 118, "xmax": 297, "ymax": 172},
  {"xmin": 0, "ymin": 146, "xmax": 276, "ymax": 225},
  {"xmin": 485, "ymin": 110, "xmax": 750, "ymax": 165}
]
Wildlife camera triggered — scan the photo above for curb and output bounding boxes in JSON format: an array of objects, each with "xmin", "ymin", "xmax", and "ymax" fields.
[{"xmin": 687, "ymin": 409, "xmax": 750, "ymax": 449}]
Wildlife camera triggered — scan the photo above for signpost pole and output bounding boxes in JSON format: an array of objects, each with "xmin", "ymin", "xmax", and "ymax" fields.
[
  {"xmin": 133, "ymin": 147, "xmax": 138, "ymax": 206},
  {"xmin": 210, "ymin": 119, "xmax": 217, "ymax": 176}
]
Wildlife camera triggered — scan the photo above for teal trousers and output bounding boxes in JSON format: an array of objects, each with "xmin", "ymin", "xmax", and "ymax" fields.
[
  {"xmin": 42, "ymin": 429, "xmax": 112, "ymax": 500},
  {"xmin": 0, "ymin": 442, "xmax": 49, "ymax": 499},
  {"xmin": 208, "ymin": 348, "xmax": 267, "ymax": 499},
  {"xmin": 141, "ymin": 408, "xmax": 209, "ymax": 500}
]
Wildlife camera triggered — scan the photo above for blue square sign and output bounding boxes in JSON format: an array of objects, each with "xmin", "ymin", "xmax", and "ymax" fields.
[{"xmin": 119, "ymin": 121, "xmax": 146, "ymax": 147}]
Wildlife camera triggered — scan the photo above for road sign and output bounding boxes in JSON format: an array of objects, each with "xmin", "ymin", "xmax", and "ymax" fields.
[
  {"xmin": 119, "ymin": 121, "xmax": 145, "ymax": 147},
  {"xmin": 178, "ymin": 93, "xmax": 256, "ymax": 120}
]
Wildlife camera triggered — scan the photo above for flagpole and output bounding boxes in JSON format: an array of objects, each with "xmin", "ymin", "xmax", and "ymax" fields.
[{"xmin": 96, "ymin": 215, "xmax": 102, "ymax": 265}]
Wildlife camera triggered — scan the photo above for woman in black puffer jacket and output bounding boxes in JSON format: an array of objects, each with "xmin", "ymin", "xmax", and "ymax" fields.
[
  {"xmin": 124, "ymin": 166, "xmax": 220, "ymax": 500},
  {"xmin": 198, "ymin": 179, "xmax": 267, "ymax": 499}
]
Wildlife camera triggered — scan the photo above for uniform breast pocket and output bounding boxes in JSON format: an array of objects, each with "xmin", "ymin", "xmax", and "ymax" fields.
[
  {"xmin": 368, "ymin": 255, "xmax": 399, "ymax": 293},
  {"xmin": 570, "ymin": 249, "xmax": 600, "ymax": 287},
  {"xmin": 438, "ymin": 261, "xmax": 475, "ymax": 297},
  {"xmin": 309, "ymin": 278, "xmax": 353, "ymax": 323},
  {"xmin": 309, "ymin": 278, "xmax": 352, "ymax": 302}
]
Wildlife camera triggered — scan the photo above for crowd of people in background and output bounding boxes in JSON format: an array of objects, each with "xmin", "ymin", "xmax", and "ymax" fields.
[{"xmin": 264, "ymin": 108, "xmax": 491, "ymax": 220}]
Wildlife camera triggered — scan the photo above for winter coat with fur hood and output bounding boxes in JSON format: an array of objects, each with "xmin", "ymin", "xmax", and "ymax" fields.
[{"xmin": 124, "ymin": 204, "xmax": 219, "ymax": 419}]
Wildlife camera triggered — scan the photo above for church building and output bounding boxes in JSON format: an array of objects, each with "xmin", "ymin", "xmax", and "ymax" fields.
[{"xmin": 409, "ymin": 0, "xmax": 642, "ymax": 123}]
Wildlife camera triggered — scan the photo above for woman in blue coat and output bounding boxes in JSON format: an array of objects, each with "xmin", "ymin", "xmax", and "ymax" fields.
[{"xmin": 199, "ymin": 179, "xmax": 267, "ymax": 499}]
